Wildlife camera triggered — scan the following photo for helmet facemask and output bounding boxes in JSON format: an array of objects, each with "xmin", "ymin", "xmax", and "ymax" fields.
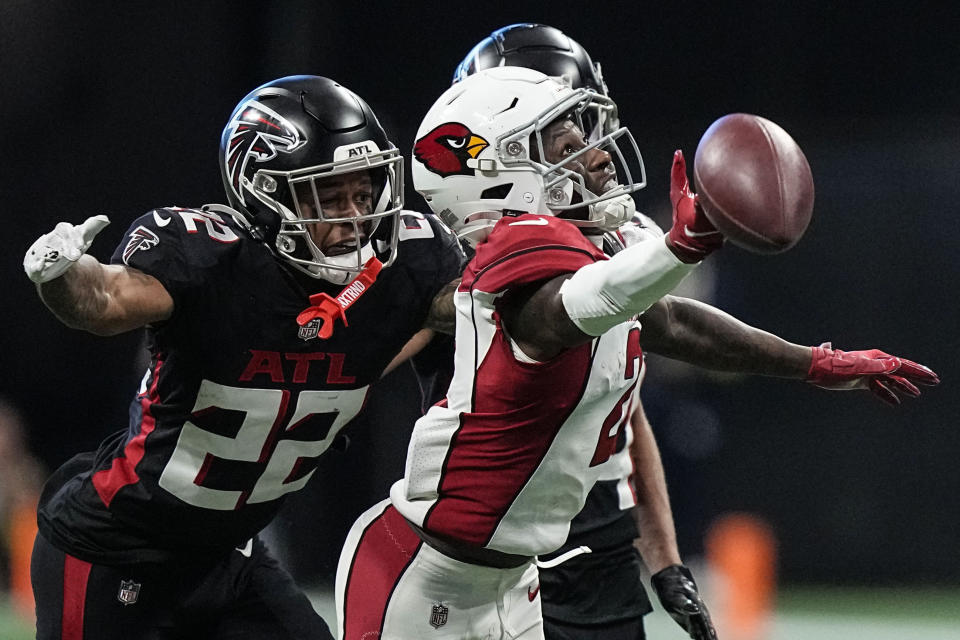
[
  {"xmin": 248, "ymin": 148, "xmax": 403, "ymax": 284},
  {"xmin": 501, "ymin": 88, "xmax": 645, "ymax": 231}
]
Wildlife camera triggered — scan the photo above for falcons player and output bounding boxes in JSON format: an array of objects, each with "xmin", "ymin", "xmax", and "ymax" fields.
[
  {"xmin": 22, "ymin": 75, "xmax": 465, "ymax": 640},
  {"xmin": 335, "ymin": 66, "xmax": 937, "ymax": 640}
]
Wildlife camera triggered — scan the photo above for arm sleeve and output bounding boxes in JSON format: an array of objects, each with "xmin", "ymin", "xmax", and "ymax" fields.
[{"xmin": 559, "ymin": 237, "xmax": 696, "ymax": 336}]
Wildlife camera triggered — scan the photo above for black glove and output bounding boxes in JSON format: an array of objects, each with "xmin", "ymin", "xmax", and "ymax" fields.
[{"xmin": 651, "ymin": 564, "xmax": 718, "ymax": 640}]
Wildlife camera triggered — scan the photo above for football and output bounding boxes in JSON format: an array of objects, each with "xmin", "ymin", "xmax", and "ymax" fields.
[{"xmin": 693, "ymin": 113, "xmax": 814, "ymax": 254}]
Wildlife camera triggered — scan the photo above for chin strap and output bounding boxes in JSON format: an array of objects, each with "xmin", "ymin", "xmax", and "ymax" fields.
[{"xmin": 296, "ymin": 257, "xmax": 383, "ymax": 340}]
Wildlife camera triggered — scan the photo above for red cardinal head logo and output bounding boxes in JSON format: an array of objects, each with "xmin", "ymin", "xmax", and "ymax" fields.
[{"xmin": 414, "ymin": 122, "xmax": 489, "ymax": 177}]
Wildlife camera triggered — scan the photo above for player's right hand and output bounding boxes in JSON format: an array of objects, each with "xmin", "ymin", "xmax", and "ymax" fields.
[
  {"xmin": 651, "ymin": 564, "xmax": 718, "ymax": 640},
  {"xmin": 666, "ymin": 150, "xmax": 723, "ymax": 263},
  {"xmin": 23, "ymin": 215, "xmax": 110, "ymax": 283}
]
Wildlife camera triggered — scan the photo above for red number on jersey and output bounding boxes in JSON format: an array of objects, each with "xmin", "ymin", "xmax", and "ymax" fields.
[{"xmin": 590, "ymin": 327, "xmax": 643, "ymax": 466}]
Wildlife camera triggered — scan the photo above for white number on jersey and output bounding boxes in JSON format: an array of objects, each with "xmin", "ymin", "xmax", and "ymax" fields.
[
  {"xmin": 176, "ymin": 209, "xmax": 240, "ymax": 243},
  {"xmin": 159, "ymin": 380, "xmax": 367, "ymax": 510},
  {"xmin": 398, "ymin": 212, "xmax": 436, "ymax": 240}
]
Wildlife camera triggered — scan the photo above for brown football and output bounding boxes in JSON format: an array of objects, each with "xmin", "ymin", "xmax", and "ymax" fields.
[{"xmin": 693, "ymin": 113, "xmax": 814, "ymax": 254}]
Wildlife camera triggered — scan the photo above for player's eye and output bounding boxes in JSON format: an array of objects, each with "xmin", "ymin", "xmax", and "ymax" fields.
[
  {"xmin": 447, "ymin": 136, "xmax": 466, "ymax": 149},
  {"xmin": 317, "ymin": 197, "xmax": 338, "ymax": 210}
]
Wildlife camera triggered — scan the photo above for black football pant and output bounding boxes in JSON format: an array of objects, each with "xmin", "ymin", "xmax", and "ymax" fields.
[
  {"xmin": 543, "ymin": 616, "xmax": 646, "ymax": 640},
  {"xmin": 31, "ymin": 532, "xmax": 333, "ymax": 640},
  {"xmin": 540, "ymin": 541, "xmax": 650, "ymax": 640}
]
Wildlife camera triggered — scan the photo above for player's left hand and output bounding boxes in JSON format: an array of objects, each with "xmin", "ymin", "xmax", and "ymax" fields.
[
  {"xmin": 651, "ymin": 564, "xmax": 718, "ymax": 640},
  {"xmin": 24, "ymin": 215, "xmax": 110, "ymax": 283},
  {"xmin": 807, "ymin": 342, "xmax": 940, "ymax": 406}
]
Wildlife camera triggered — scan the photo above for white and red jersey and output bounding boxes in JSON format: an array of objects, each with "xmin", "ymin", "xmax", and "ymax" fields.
[
  {"xmin": 391, "ymin": 213, "xmax": 645, "ymax": 556},
  {"xmin": 544, "ymin": 213, "xmax": 666, "ymax": 557}
]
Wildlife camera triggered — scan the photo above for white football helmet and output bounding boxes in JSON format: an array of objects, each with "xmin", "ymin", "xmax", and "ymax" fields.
[{"xmin": 412, "ymin": 66, "xmax": 645, "ymax": 246}]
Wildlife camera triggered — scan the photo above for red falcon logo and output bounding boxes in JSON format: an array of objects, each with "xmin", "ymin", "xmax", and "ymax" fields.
[
  {"xmin": 122, "ymin": 225, "xmax": 159, "ymax": 265},
  {"xmin": 414, "ymin": 122, "xmax": 489, "ymax": 177},
  {"xmin": 224, "ymin": 99, "xmax": 305, "ymax": 204}
]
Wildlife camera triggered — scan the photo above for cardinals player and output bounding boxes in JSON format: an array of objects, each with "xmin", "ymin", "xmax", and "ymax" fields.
[
  {"xmin": 453, "ymin": 24, "xmax": 711, "ymax": 640},
  {"xmin": 334, "ymin": 65, "xmax": 938, "ymax": 640},
  {"xmin": 22, "ymin": 75, "xmax": 465, "ymax": 640},
  {"xmin": 442, "ymin": 24, "xmax": 946, "ymax": 640}
]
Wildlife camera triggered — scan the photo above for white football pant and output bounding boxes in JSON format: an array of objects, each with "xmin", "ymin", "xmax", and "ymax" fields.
[{"xmin": 336, "ymin": 499, "xmax": 544, "ymax": 640}]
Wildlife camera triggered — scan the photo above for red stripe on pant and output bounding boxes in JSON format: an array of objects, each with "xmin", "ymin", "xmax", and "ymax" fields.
[
  {"xmin": 62, "ymin": 554, "xmax": 92, "ymax": 640},
  {"xmin": 343, "ymin": 505, "xmax": 422, "ymax": 640}
]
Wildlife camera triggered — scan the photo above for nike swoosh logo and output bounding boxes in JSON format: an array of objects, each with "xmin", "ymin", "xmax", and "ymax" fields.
[
  {"xmin": 683, "ymin": 225, "xmax": 720, "ymax": 238},
  {"xmin": 528, "ymin": 584, "xmax": 540, "ymax": 601},
  {"xmin": 509, "ymin": 217, "xmax": 549, "ymax": 226},
  {"xmin": 235, "ymin": 539, "xmax": 253, "ymax": 557},
  {"xmin": 153, "ymin": 211, "xmax": 171, "ymax": 227}
]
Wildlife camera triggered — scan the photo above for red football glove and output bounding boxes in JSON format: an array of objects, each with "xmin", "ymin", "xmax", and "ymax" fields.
[
  {"xmin": 666, "ymin": 150, "xmax": 724, "ymax": 263},
  {"xmin": 807, "ymin": 342, "xmax": 940, "ymax": 406}
]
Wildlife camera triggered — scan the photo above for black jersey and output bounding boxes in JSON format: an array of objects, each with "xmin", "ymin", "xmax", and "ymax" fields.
[{"xmin": 38, "ymin": 205, "xmax": 465, "ymax": 564}]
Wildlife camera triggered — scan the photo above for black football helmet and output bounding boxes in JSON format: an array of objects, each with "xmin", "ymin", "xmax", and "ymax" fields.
[
  {"xmin": 450, "ymin": 26, "xmax": 641, "ymax": 233},
  {"xmin": 453, "ymin": 23, "xmax": 617, "ymax": 136},
  {"xmin": 219, "ymin": 75, "xmax": 403, "ymax": 283},
  {"xmin": 454, "ymin": 23, "xmax": 607, "ymax": 94}
]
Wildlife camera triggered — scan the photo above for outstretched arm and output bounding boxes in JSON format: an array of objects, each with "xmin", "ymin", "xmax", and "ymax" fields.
[
  {"xmin": 639, "ymin": 295, "xmax": 939, "ymax": 404},
  {"xmin": 25, "ymin": 216, "xmax": 173, "ymax": 336},
  {"xmin": 638, "ymin": 295, "xmax": 810, "ymax": 377},
  {"xmin": 505, "ymin": 152, "xmax": 719, "ymax": 361}
]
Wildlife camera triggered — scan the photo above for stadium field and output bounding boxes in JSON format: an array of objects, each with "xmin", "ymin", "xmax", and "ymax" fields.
[
  {"xmin": 3, "ymin": 586, "xmax": 957, "ymax": 639},
  {"xmin": 313, "ymin": 586, "xmax": 960, "ymax": 640}
]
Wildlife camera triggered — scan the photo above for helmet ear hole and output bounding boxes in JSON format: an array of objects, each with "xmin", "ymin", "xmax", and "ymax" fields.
[{"xmin": 480, "ymin": 184, "xmax": 513, "ymax": 200}]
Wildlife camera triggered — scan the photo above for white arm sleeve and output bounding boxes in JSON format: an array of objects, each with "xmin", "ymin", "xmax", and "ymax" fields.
[{"xmin": 559, "ymin": 238, "xmax": 695, "ymax": 336}]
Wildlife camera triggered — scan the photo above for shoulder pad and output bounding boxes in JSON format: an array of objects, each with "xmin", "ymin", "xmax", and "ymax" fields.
[
  {"xmin": 111, "ymin": 205, "xmax": 247, "ymax": 272},
  {"xmin": 473, "ymin": 214, "xmax": 602, "ymax": 268},
  {"xmin": 396, "ymin": 210, "xmax": 457, "ymax": 244},
  {"xmin": 390, "ymin": 210, "xmax": 466, "ymax": 284},
  {"xmin": 462, "ymin": 214, "xmax": 604, "ymax": 293}
]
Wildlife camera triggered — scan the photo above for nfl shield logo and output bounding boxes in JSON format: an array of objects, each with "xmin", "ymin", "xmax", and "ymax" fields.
[
  {"xmin": 298, "ymin": 319, "xmax": 321, "ymax": 341},
  {"xmin": 429, "ymin": 602, "xmax": 448, "ymax": 628},
  {"xmin": 117, "ymin": 580, "xmax": 141, "ymax": 605}
]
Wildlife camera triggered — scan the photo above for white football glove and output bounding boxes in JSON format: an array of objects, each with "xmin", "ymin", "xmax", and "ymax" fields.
[{"xmin": 23, "ymin": 215, "xmax": 111, "ymax": 284}]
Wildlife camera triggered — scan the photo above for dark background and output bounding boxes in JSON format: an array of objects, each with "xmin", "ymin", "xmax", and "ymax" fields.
[{"xmin": 3, "ymin": 1, "xmax": 958, "ymax": 588}]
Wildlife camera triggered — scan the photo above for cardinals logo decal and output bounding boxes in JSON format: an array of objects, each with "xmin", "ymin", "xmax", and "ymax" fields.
[
  {"xmin": 414, "ymin": 123, "xmax": 488, "ymax": 177},
  {"xmin": 224, "ymin": 99, "xmax": 305, "ymax": 204}
]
